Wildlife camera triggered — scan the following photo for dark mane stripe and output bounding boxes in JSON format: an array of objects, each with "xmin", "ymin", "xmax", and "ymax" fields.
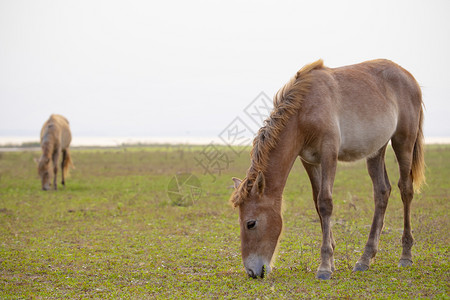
[{"xmin": 230, "ymin": 59, "xmax": 324, "ymax": 207}]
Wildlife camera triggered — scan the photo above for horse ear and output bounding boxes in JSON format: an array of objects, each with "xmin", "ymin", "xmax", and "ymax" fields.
[
  {"xmin": 251, "ymin": 171, "xmax": 265, "ymax": 195},
  {"xmin": 232, "ymin": 177, "xmax": 242, "ymax": 189}
]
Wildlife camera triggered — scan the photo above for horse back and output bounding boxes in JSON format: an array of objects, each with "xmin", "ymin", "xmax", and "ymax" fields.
[
  {"xmin": 298, "ymin": 60, "xmax": 421, "ymax": 162},
  {"xmin": 40, "ymin": 114, "xmax": 72, "ymax": 150}
]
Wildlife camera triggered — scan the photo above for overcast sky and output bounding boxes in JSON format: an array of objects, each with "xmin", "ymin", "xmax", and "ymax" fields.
[{"xmin": 1, "ymin": 0, "xmax": 449, "ymax": 139}]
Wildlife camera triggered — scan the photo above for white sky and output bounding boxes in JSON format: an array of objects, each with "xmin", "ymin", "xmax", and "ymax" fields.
[{"xmin": 1, "ymin": 0, "xmax": 449, "ymax": 138}]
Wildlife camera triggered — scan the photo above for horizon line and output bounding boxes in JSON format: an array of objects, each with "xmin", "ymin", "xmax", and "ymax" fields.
[{"xmin": 1, "ymin": 135, "xmax": 450, "ymax": 147}]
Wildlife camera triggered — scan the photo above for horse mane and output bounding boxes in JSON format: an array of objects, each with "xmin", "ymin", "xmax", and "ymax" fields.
[{"xmin": 230, "ymin": 59, "xmax": 324, "ymax": 207}]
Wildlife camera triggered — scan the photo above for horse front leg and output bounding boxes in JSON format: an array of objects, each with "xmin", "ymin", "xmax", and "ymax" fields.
[
  {"xmin": 316, "ymin": 152, "xmax": 338, "ymax": 280},
  {"xmin": 52, "ymin": 151, "xmax": 59, "ymax": 190},
  {"xmin": 302, "ymin": 160, "xmax": 336, "ymax": 274}
]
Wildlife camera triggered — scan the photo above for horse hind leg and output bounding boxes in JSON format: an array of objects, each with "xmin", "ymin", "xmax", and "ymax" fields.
[
  {"xmin": 61, "ymin": 149, "xmax": 66, "ymax": 186},
  {"xmin": 354, "ymin": 144, "xmax": 391, "ymax": 272},
  {"xmin": 392, "ymin": 138, "xmax": 415, "ymax": 267}
]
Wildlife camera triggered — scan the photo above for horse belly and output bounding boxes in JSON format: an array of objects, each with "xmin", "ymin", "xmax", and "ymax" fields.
[{"xmin": 337, "ymin": 112, "xmax": 397, "ymax": 162}]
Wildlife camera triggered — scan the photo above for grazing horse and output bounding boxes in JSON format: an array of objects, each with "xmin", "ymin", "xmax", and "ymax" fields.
[
  {"xmin": 230, "ymin": 59, "xmax": 425, "ymax": 280},
  {"xmin": 38, "ymin": 114, "xmax": 73, "ymax": 190}
]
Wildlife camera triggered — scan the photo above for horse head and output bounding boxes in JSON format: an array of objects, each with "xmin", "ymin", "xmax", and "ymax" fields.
[
  {"xmin": 38, "ymin": 156, "xmax": 51, "ymax": 190},
  {"xmin": 232, "ymin": 171, "xmax": 283, "ymax": 278}
]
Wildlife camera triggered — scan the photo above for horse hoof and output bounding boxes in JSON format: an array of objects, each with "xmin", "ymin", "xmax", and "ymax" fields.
[
  {"xmin": 353, "ymin": 262, "xmax": 369, "ymax": 272},
  {"xmin": 398, "ymin": 259, "xmax": 413, "ymax": 267},
  {"xmin": 316, "ymin": 271, "xmax": 332, "ymax": 280}
]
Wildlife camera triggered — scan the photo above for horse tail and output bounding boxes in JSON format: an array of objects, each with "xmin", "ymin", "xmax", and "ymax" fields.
[
  {"xmin": 411, "ymin": 105, "xmax": 425, "ymax": 193},
  {"xmin": 63, "ymin": 148, "xmax": 74, "ymax": 178}
]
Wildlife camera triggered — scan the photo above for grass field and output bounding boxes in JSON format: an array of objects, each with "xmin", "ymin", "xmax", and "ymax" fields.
[{"xmin": 0, "ymin": 144, "xmax": 449, "ymax": 299}]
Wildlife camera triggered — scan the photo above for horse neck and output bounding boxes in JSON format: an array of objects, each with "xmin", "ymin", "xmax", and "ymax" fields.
[
  {"xmin": 41, "ymin": 137, "xmax": 55, "ymax": 159},
  {"xmin": 262, "ymin": 117, "xmax": 302, "ymax": 203}
]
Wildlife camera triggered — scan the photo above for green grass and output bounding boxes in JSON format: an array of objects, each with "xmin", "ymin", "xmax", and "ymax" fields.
[{"xmin": 0, "ymin": 145, "xmax": 449, "ymax": 299}]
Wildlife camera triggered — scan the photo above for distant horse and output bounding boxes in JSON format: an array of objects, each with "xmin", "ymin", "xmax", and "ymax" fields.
[
  {"xmin": 230, "ymin": 59, "xmax": 425, "ymax": 280},
  {"xmin": 38, "ymin": 114, "xmax": 73, "ymax": 190}
]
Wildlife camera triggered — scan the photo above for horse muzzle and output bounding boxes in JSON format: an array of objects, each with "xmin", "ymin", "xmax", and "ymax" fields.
[{"xmin": 244, "ymin": 255, "xmax": 271, "ymax": 279}]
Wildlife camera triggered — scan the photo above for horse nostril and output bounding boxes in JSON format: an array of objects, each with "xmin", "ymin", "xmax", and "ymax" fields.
[
  {"xmin": 248, "ymin": 269, "xmax": 256, "ymax": 279},
  {"xmin": 261, "ymin": 265, "xmax": 265, "ymax": 279}
]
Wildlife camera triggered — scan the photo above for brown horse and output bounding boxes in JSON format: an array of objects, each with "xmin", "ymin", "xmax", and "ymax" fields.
[
  {"xmin": 230, "ymin": 59, "xmax": 425, "ymax": 280},
  {"xmin": 38, "ymin": 114, "xmax": 73, "ymax": 190}
]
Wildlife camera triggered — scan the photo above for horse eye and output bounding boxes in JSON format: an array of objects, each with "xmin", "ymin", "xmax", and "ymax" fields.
[{"xmin": 247, "ymin": 220, "xmax": 257, "ymax": 230}]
